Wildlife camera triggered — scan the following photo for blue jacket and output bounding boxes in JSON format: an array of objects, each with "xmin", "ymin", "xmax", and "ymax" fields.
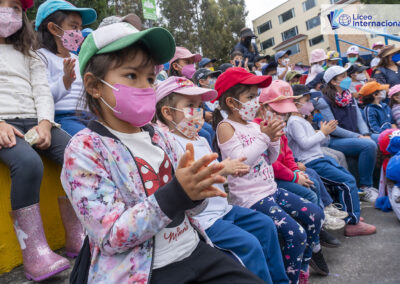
[
  {"xmin": 233, "ymin": 42, "xmax": 259, "ymax": 64},
  {"xmin": 372, "ymin": 66, "xmax": 400, "ymax": 87},
  {"xmin": 364, "ymin": 103, "xmax": 393, "ymax": 134}
]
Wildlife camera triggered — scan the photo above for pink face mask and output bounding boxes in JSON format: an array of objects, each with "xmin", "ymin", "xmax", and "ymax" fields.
[
  {"xmin": 170, "ymin": 107, "xmax": 204, "ymax": 139},
  {"xmin": 0, "ymin": 8, "xmax": 22, "ymax": 38},
  {"xmin": 181, "ymin": 64, "xmax": 196, "ymax": 79},
  {"xmin": 100, "ymin": 80, "xmax": 156, "ymax": 127},
  {"xmin": 55, "ymin": 24, "xmax": 84, "ymax": 52},
  {"xmin": 298, "ymin": 101, "xmax": 314, "ymax": 116}
]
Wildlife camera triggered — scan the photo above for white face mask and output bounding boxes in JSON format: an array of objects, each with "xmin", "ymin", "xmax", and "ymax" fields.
[
  {"xmin": 379, "ymin": 90, "xmax": 387, "ymax": 100},
  {"xmin": 232, "ymin": 97, "xmax": 260, "ymax": 121},
  {"xmin": 282, "ymin": 58, "xmax": 290, "ymax": 66},
  {"xmin": 356, "ymin": 73, "xmax": 367, "ymax": 81},
  {"xmin": 313, "ymin": 64, "xmax": 325, "ymax": 73}
]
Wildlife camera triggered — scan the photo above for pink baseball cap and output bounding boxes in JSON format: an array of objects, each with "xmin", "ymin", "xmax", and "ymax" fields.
[
  {"xmin": 259, "ymin": 80, "xmax": 302, "ymax": 113},
  {"xmin": 169, "ymin": 46, "xmax": 202, "ymax": 64},
  {"xmin": 372, "ymin": 41, "xmax": 384, "ymax": 49},
  {"xmin": 310, "ymin": 49, "xmax": 327, "ymax": 64},
  {"xmin": 389, "ymin": 84, "xmax": 400, "ymax": 98},
  {"xmin": 156, "ymin": 76, "xmax": 217, "ymax": 103}
]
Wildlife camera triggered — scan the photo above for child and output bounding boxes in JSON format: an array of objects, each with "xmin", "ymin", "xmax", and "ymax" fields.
[
  {"xmin": 347, "ymin": 64, "xmax": 369, "ymax": 95},
  {"xmin": 36, "ymin": 0, "xmax": 97, "ymax": 136},
  {"xmin": 155, "ymin": 76, "xmax": 289, "ymax": 284},
  {"xmin": 61, "ymin": 22, "xmax": 265, "ymax": 284},
  {"xmin": 213, "ymin": 67, "xmax": 326, "ymax": 284},
  {"xmin": 285, "ymin": 70, "xmax": 302, "ymax": 85},
  {"xmin": 169, "ymin": 46, "xmax": 201, "ymax": 79},
  {"xmin": 325, "ymin": 51, "xmax": 341, "ymax": 69},
  {"xmin": 275, "ymin": 50, "xmax": 293, "ymax": 80},
  {"xmin": 359, "ymin": 81, "xmax": 395, "ymax": 141},
  {"xmin": 305, "ymin": 49, "xmax": 326, "ymax": 85},
  {"xmin": 0, "ymin": 0, "xmax": 77, "ymax": 281},
  {"xmin": 285, "ymin": 85, "xmax": 377, "ymax": 237},
  {"xmin": 389, "ymin": 84, "xmax": 400, "ymax": 128}
]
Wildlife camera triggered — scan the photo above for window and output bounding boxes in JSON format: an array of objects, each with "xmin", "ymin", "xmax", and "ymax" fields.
[
  {"xmin": 261, "ymin": 38, "xmax": 275, "ymax": 50},
  {"xmin": 309, "ymin": 35, "xmax": 324, "ymax": 46},
  {"xmin": 286, "ymin": 43, "xmax": 300, "ymax": 56},
  {"xmin": 279, "ymin": 8, "xmax": 295, "ymax": 24},
  {"xmin": 306, "ymin": 16, "xmax": 320, "ymax": 30},
  {"xmin": 257, "ymin": 20, "xmax": 272, "ymax": 34},
  {"xmin": 281, "ymin": 26, "xmax": 298, "ymax": 41},
  {"xmin": 302, "ymin": 0, "xmax": 316, "ymax": 11}
]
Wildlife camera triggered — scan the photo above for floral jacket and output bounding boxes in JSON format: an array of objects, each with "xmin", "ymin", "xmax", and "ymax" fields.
[{"xmin": 61, "ymin": 121, "xmax": 210, "ymax": 284}]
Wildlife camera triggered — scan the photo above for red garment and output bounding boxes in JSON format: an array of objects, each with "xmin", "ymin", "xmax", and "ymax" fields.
[{"xmin": 253, "ymin": 118, "xmax": 300, "ymax": 182}]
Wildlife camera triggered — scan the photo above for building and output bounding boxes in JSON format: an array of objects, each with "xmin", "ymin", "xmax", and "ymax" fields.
[{"xmin": 252, "ymin": 0, "xmax": 388, "ymax": 65}]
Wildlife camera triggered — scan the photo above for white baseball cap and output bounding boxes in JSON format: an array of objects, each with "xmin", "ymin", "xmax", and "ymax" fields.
[
  {"xmin": 323, "ymin": 65, "xmax": 350, "ymax": 83},
  {"xmin": 347, "ymin": 45, "xmax": 359, "ymax": 55}
]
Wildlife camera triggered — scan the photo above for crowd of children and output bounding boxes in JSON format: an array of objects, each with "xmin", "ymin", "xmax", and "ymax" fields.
[{"xmin": 1, "ymin": 0, "xmax": 400, "ymax": 283}]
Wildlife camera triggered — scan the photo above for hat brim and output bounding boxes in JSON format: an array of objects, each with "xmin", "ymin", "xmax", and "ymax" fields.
[
  {"xmin": 180, "ymin": 54, "xmax": 202, "ymax": 63},
  {"xmin": 58, "ymin": 7, "xmax": 97, "ymax": 26},
  {"xmin": 268, "ymin": 99, "xmax": 299, "ymax": 114},
  {"xmin": 262, "ymin": 94, "xmax": 303, "ymax": 105},
  {"xmin": 97, "ymin": 27, "xmax": 176, "ymax": 65},
  {"xmin": 382, "ymin": 47, "xmax": 400, "ymax": 57},
  {"xmin": 328, "ymin": 57, "xmax": 341, "ymax": 61},
  {"xmin": 174, "ymin": 86, "xmax": 218, "ymax": 102},
  {"xmin": 241, "ymin": 75, "xmax": 272, "ymax": 88}
]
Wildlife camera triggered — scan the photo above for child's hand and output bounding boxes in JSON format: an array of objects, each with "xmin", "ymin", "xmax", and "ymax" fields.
[
  {"xmin": 297, "ymin": 162, "xmax": 306, "ymax": 171},
  {"xmin": 297, "ymin": 172, "xmax": 314, "ymax": 188},
  {"xmin": 320, "ymin": 120, "xmax": 338, "ymax": 136},
  {"xmin": 63, "ymin": 58, "xmax": 76, "ymax": 90},
  {"xmin": 32, "ymin": 120, "xmax": 52, "ymax": 150},
  {"xmin": 260, "ymin": 119, "xmax": 285, "ymax": 142},
  {"xmin": 0, "ymin": 121, "xmax": 24, "ymax": 149},
  {"xmin": 176, "ymin": 143, "xmax": 227, "ymax": 200},
  {"xmin": 220, "ymin": 157, "xmax": 250, "ymax": 177}
]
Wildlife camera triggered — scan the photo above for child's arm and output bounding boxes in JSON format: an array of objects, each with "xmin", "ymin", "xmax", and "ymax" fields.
[
  {"xmin": 365, "ymin": 106, "xmax": 385, "ymax": 134},
  {"xmin": 288, "ymin": 120, "xmax": 329, "ymax": 150},
  {"xmin": 219, "ymin": 157, "xmax": 250, "ymax": 177},
  {"xmin": 393, "ymin": 105, "xmax": 400, "ymax": 128}
]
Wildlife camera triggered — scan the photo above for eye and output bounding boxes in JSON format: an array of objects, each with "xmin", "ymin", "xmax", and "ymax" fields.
[
  {"xmin": 127, "ymin": 73, "xmax": 136, "ymax": 80},
  {"xmin": 13, "ymin": 5, "xmax": 21, "ymax": 12},
  {"xmin": 147, "ymin": 76, "xmax": 155, "ymax": 85}
]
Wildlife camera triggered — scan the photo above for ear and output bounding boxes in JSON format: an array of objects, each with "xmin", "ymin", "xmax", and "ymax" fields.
[
  {"xmin": 172, "ymin": 62, "xmax": 181, "ymax": 72},
  {"xmin": 160, "ymin": 105, "xmax": 174, "ymax": 123},
  {"xmin": 47, "ymin": 22, "xmax": 62, "ymax": 37},
  {"xmin": 84, "ymin": 72, "xmax": 102, "ymax": 99},
  {"xmin": 225, "ymin": 96, "xmax": 238, "ymax": 111},
  {"xmin": 199, "ymin": 78, "xmax": 207, "ymax": 87}
]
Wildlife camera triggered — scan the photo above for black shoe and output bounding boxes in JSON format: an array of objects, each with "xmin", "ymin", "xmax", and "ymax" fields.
[
  {"xmin": 309, "ymin": 249, "xmax": 329, "ymax": 276},
  {"xmin": 320, "ymin": 229, "xmax": 341, "ymax": 248}
]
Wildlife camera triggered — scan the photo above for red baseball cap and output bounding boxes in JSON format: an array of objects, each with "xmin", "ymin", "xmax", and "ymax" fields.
[
  {"xmin": 21, "ymin": 0, "xmax": 33, "ymax": 10},
  {"xmin": 213, "ymin": 67, "xmax": 272, "ymax": 102}
]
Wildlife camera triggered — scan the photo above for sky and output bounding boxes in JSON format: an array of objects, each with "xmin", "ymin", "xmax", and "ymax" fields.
[{"xmin": 245, "ymin": 0, "xmax": 288, "ymax": 27}]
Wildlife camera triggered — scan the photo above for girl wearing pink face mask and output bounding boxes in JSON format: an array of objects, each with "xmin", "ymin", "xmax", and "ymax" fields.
[
  {"xmin": 35, "ymin": 0, "xmax": 97, "ymax": 136},
  {"xmin": 169, "ymin": 46, "xmax": 201, "ymax": 79}
]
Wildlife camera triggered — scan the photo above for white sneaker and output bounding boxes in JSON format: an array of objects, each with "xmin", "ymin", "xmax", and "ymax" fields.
[
  {"xmin": 323, "ymin": 215, "xmax": 346, "ymax": 231},
  {"xmin": 324, "ymin": 203, "xmax": 349, "ymax": 220},
  {"xmin": 360, "ymin": 187, "xmax": 379, "ymax": 203}
]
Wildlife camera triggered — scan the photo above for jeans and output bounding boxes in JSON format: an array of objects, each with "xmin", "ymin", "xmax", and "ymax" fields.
[
  {"xmin": 55, "ymin": 110, "xmax": 94, "ymax": 136},
  {"xmin": 329, "ymin": 137, "xmax": 377, "ymax": 186},
  {"xmin": 206, "ymin": 206, "xmax": 289, "ymax": 284},
  {"xmin": 306, "ymin": 168, "xmax": 333, "ymax": 207},
  {"xmin": 306, "ymin": 156, "xmax": 360, "ymax": 224},
  {"xmin": 0, "ymin": 119, "xmax": 71, "ymax": 210},
  {"xmin": 276, "ymin": 179, "xmax": 318, "ymax": 204},
  {"xmin": 199, "ymin": 122, "xmax": 215, "ymax": 149}
]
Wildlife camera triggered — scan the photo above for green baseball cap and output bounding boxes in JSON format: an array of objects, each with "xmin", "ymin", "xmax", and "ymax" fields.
[{"xmin": 79, "ymin": 22, "xmax": 176, "ymax": 76}]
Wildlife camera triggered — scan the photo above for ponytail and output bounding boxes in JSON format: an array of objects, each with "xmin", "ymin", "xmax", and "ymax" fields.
[{"xmin": 212, "ymin": 107, "xmax": 225, "ymax": 157}]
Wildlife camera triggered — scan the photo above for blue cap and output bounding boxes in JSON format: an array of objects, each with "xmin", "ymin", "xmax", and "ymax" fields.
[
  {"xmin": 387, "ymin": 135, "xmax": 400, "ymax": 155},
  {"xmin": 274, "ymin": 50, "xmax": 291, "ymax": 62},
  {"xmin": 35, "ymin": 0, "xmax": 97, "ymax": 31},
  {"xmin": 199, "ymin": 58, "xmax": 216, "ymax": 68},
  {"xmin": 81, "ymin": 28, "xmax": 93, "ymax": 38}
]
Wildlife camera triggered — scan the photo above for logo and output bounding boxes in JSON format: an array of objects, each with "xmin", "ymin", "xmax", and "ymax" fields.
[
  {"xmin": 339, "ymin": 14, "xmax": 351, "ymax": 26},
  {"xmin": 327, "ymin": 8, "xmax": 344, "ymax": 30}
]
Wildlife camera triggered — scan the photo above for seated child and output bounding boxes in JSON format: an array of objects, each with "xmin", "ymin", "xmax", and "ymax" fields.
[
  {"xmin": 213, "ymin": 67, "xmax": 326, "ymax": 284},
  {"xmin": 155, "ymin": 76, "xmax": 289, "ymax": 284},
  {"xmin": 389, "ymin": 84, "xmax": 400, "ymax": 128},
  {"xmin": 285, "ymin": 84, "xmax": 377, "ymax": 237}
]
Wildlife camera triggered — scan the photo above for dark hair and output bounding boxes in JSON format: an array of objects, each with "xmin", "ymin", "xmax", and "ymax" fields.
[
  {"xmin": 168, "ymin": 60, "xmax": 181, "ymax": 76},
  {"xmin": 361, "ymin": 92, "xmax": 377, "ymax": 105},
  {"xmin": 6, "ymin": 12, "xmax": 38, "ymax": 57},
  {"xmin": 36, "ymin": 11, "xmax": 72, "ymax": 55},
  {"xmin": 81, "ymin": 42, "xmax": 155, "ymax": 119},
  {"xmin": 155, "ymin": 93, "xmax": 179, "ymax": 126},
  {"xmin": 390, "ymin": 92, "xmax": 400, "ymax": 108},
  {"xmin": 212, "ymin": 84, "xmax": 252, "ymax": 155},
  {"xmin": 230, "ymin": 50, "xmax": 243, "ymax": 60},
  {"xmin": 376, "ymin": 54, "xmax": 391, "ymax": 69}
]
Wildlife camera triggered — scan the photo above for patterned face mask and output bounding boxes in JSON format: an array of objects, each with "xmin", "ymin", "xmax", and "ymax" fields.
[
  {"xmin": 232, "ymin": 97, "xmax": 260, "ymax": 121},
  {"xmin": 55, "ymin": 24, "xmax": 84, "ymax": 52},
  {"xmin": 170, "ymin": 107, "xmax": 204, "ymax": 139},
  {"xmin": 0, "ymin": 8, "xmax": 22, "ymax": 38}
]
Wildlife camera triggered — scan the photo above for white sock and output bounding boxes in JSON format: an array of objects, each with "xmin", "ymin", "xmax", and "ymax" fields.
[{"xmin": 313, "ymin": 244, "xmax": 321, "ymax": 253}]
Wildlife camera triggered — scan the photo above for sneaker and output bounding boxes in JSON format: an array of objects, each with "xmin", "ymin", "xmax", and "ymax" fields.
[
  {"xmin": 309, "ymin": 250, "xmax": 329, "ymax": 276},
  {"xmin": 320, "ymin": 229, "xmax": 341, "ymax": 248},
  {"xmin": 299, "ymin": 269, "xmax": 310, "ymax": 284},
  {"xmin": 358, "ymin": 189, "xmax": 367, "ymax": 198},
  {"xmin": 360, "ymin": 186, "xmax": 379, "ymax": 203},
  {"xmin": 323, "ymin": 214, "xmax": 346, "ymax": 230},
  {"xmin": 324, "ymin": 203, "xmax": 349, "ymax": 220},
  {"xmin": 344, "ymin": 221, "xmax": 377, "ymax": 236}
]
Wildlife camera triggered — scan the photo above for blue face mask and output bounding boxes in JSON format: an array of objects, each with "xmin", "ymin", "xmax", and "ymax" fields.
[
  {"xmin": 392, "ymin": 53, "xmax": 400, "ymax": 63},
  {"xmin": 339, "ymin": 77, "xmax": 352, "ymax": 90}
]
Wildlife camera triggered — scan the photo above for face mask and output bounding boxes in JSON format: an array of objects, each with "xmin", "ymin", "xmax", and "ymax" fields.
[
  {"xmin": 298, "ymin": 101, "xmax": 314, "ymax": 116},
  {"xmin": 391, "ymin": 53, "xmax": 400, "ymax": 63},
  {"xmin": 260, "ymin": 62, "xmax": 267, "ymax": 68},
  {"xmin": 313, "ymin": 64, "xmax": 325, "ymax": 74},
  {"xmin": 55, "ymin": 24, "xmax": 84, "ymax": 52},
  {"xmin": 356, "ymin": 73, "xmax": 367, "ymax": 81},
  {"xmin": 264, "ymin": 110, "xmax": 285, "ymax": 121},
  {"xmin": 0, "ymin": 8, "xmax": 22, "ymax": 38},
  {"xmin": 181, "ymin": 64, "xmax": 196, "ymax": 79},
  {"xmin": 207, "ymin": 67, "xmax": 215, "ymax": 72},
  {"xmin": 169, "ymin": 107, "xmax": 204, "ymax": 139},
  {"xmin": 208, "ymin": 78, "xmax": 216, "ymax": 89},
  {"xmin": 233, "ymin": 97, "xmax": 259, "ymax": 121},
  {"xmin": 379, "ymin": 90, "xmax": 387, "ymax": 100},
  {"xmin": 100, "ymin": 80, "xmax": 156, "ymax": 127},
  {"xmin": 374, "ymin": 49, "xmax": 381, "ymax": 57},
  {"xmin": 234, "ymin": 60, "xmax": 241, "ymax": 67},
  {"xmin": 271, "ymin": 74, "xmax": 278, "ymax": 80},
  {"xmin": 347, "ymin": 57, "xmax": 358, "ymax": 63},
  {"xmin": 339, "ymin": 77, "xmax": 352, "ymax": 90},
  {"xmin": 281, "ymin": 58, "xmax": 290, "ymax": 66}
]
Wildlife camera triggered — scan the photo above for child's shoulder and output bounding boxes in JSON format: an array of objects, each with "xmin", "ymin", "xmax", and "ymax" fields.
[{"xmin": 66, "ymin": 128, "xmax": 105, "ymax": 153}]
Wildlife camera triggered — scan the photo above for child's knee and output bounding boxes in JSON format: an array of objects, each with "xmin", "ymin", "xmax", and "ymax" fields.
[{"xmin": 13, "ymin": 154, "xmax": 44, "ymax": 181}]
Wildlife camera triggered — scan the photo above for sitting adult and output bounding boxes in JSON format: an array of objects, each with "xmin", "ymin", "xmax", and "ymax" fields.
[
  {"xmin": 373, "ymin": 45, "xmax": 400, "ymax": 87},
  {"xmin": 233, "ymin": 27, "xmax": 259, "ymax": 65},
  {"xmin": 315, "ymin": 66, "xmax": 379, "ymax": 203}
]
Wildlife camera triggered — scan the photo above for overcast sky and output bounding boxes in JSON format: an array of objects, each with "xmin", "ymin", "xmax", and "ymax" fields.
[{"xmin": 245, "ymin": 0, "xmax": 288, "ymax": 27}]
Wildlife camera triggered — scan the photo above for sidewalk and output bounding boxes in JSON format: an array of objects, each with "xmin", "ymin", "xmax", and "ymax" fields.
[{"xmin": 1, "ymin": 203, "xmax": 399, "ymax": 283}]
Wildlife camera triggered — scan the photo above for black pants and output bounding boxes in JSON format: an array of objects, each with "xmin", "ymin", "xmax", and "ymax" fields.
[
  {"xmin": 150, "ymin": 241, "xmax": 265, "ymax": 284},
  {"xmin": 0, "ymin": 119, "xmax": 71, "ymax": 210}
]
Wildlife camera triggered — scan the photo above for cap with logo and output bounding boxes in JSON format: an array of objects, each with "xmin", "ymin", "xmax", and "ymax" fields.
[{"xmin": 347, "ymin": 45, "xmax": 359, "ymax": 55}]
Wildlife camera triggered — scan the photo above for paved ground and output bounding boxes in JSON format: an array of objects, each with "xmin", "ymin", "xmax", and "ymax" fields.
[{"xmin": 1, "ymin": 203, "xmax": 399, "ymax": 284}]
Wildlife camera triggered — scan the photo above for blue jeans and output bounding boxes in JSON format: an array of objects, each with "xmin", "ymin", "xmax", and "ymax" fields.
[
  {"xmin": 370, "ymin": 133, "xmax": 380, "ymax": 144},
  {"xmin": 199, "ymin": 122, "xmax": 215, "ymax": 149},
  {"xmin": 251, "ymin": 189, "xmax": 324, "ymax": 283},
  {"xmin": 206, "ymin": 206, "xmax": 288, "ymax": 284},
  {"xmin": 329, "ymin": 137, "xmax": 377, "ymax": 186},
  {"xmin": 55, "ymin": 110, "xmax": 94, "ymax": 136},
  {"xmin": 276, "ymin": 179, "xmax": 318, "ymax": 204},
  {"xmin": 306, "ymin": 168, "xmax": 333, "ymax": 207},
  {"xmin": 306, "ymin": 156, "xmax": 360, "ymax": 224}
]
